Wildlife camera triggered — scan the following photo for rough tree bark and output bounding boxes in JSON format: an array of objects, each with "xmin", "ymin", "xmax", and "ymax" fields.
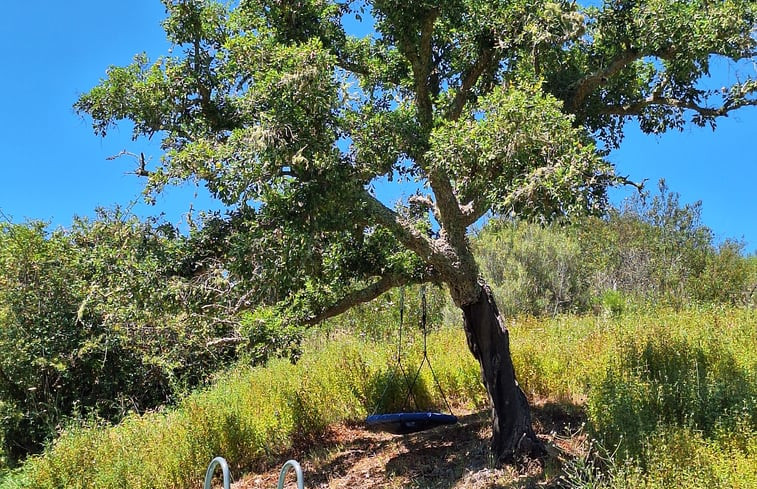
[{"xmin": 460, "ymin": 282, "xmax": 544, "ymax": 462}]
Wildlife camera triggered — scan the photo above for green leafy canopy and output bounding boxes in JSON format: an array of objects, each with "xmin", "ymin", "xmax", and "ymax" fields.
[{"xmin": 75, "ymin": 0, "xmax": 757, "ymax": 316}]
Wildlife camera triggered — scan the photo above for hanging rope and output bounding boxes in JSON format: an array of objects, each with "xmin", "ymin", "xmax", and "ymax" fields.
[
  {"xmin": 401, "ymin": 286, "xmax": 455, "ymax": 416},
  {"xmin": 368, "ymin": 286, "xmax": 456, "ymax": 420},
  {"xmin": 370, "ymin": 287, "xmax": 420, "ymax": 415}
]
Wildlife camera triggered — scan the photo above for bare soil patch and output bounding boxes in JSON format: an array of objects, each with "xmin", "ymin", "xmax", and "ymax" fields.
[{"xmin": 229, "ymin": 402, "xmax": 587, "ymax": 489}]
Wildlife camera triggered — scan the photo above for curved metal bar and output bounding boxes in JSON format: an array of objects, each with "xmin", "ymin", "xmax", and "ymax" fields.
[
  {"xmin": 204, "ymin": 456, "xmax": 232, "ymax": 489},
  {"xmin": 277, "ymin": 459, "xmax": 305, "ymax": 489}
]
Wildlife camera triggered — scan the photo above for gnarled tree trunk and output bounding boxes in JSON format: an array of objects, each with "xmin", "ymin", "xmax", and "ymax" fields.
[{"xmin": 460, "ymin": 282, "xmax": 543, "ymax": 462}]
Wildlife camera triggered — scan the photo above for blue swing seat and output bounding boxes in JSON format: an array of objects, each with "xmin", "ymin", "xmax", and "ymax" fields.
[{"xmin": 365, "ymin": 412, "xmax": 458, "ymax": 434}]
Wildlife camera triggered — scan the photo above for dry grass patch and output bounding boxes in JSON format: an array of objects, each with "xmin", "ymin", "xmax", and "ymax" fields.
[{"xmin": 231, "ymin": 403, "xmax": 590, "ymax": 489}]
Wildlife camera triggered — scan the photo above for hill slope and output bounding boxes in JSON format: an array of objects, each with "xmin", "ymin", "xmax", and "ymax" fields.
[{"xmin": 232, "ymin": 406, "xmax": 586, "ymax": 489}]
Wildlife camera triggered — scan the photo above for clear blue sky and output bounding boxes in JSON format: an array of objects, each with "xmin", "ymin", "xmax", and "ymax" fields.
[{"xmin": 1, "ymin": 2, "xmax": 755, "ymax": 252}]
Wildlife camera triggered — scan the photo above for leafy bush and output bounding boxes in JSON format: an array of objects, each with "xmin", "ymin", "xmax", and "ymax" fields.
[
  {"xmin": 471, "ymin": 181, "xmax": 754, "ymax": 318},
  {"xmin": 587, "ymin": 314, "xmax": 757, "ymax": 459},
  {"xmin": 595, "ymin": 289, "xmax": 627, "ymax": 317},
  {"xmin": 475, "ymin": 219, "xmax": 591, "ymax": 316},
  {"xmin": 689, "ymin": 240, "xmax": 752, "ymax": 305},
  {"xmin": 238, "ymin": 306, "xmax": 304, "ymax": 365},
  {"xmin": 0, "ymin": 211, "xmax": 242, "ymax": 464},
  {"xmin": 2, "ymin": 329, "xmax": 482, "ymax": 489},
  {"xmin": 0, "ymin": 222, "xmax": 86, "ymax": 462},
  {"xmin": 578, "ymin": 181, "xmax": 753, "ymax": 308},
  {"xmin": 560, "ymin": 425, "xmax": 757, "ymax": 489}
]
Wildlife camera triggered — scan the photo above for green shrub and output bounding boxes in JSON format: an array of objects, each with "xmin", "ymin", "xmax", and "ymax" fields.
[
  {"xmin": 587, "ymin": 314, "xmax": 757, "ymax": 459},
  {"xmin": 475, "ymin": 219, "xmax": 591, "ymax": 316},
  {"xmin": 2, "ymin": 329, "xmax": 483, "ymax": 489},
  {"xmin": 578, "ymin": 182, "xmax": 753, "ymax": 309},
  {"xmin": 0, "ymin": 212, "xmax": 247, "ymax": 465},
  {"xmin": 689, "ymin": 240, "xmax": 752, "ymax": 305},
  {"xmin": 596, "ymin": 289, "xmax": 627, "ymax": 317},
  {"xmin": 238, "ymin": 306, "xmax": 304, "ymax": 365},
  {"xmin": 561, "ymin": 425, "xmax": 757, "ymax": 489}
]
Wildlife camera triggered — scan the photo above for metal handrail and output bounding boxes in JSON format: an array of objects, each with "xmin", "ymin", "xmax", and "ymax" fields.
[
  {"xmin": 277, "ymin": 459, "xmax": 304, "ymax": 489},
  {"xmin": 203, "ymin": 456, "xmax": 303, "ymax": 489},
  {"xmin": 204, "ymin": 456, "xmax": 232, "ymax": 489}
]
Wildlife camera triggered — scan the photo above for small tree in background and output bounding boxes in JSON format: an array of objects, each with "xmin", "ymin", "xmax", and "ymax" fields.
[{"xmin": 75, "ymin": 0, "xmax": 757, "ymax": 461}]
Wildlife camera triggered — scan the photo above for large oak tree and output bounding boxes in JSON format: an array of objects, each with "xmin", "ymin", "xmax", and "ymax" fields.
[{"xmin": 76, "ymin": 0, "xmax": 757, "ymax": 461}]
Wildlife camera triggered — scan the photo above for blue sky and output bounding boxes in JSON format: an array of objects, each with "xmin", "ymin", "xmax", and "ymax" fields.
[{"xmin": 1, "ymin": 2, "xmax": 755, "ymax": 252}]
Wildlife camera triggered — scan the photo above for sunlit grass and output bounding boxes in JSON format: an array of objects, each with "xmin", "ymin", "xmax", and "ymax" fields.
[{"xmin": 2, "ymin": 306, "xmax": 754, "ymax": 488}]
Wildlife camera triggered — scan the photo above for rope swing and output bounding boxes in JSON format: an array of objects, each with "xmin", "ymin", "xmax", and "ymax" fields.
[{"xmin": 365, "ymin": 286, "xmax": 458, "ymax": 434}]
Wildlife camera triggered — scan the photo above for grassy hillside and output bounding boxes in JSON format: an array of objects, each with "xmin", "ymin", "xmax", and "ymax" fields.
[{"xmin": 2, "ymin": 306, "xmax": 755, "ymax": 488}]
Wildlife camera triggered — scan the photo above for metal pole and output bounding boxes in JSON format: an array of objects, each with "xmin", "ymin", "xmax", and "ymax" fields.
[
  {"xmin": 204, "ymin": 457, "xmax": 232, "ymax": 489},
  {"xmin": 277, "ymin": 459, "xmax": 305, "ymax": 489}
]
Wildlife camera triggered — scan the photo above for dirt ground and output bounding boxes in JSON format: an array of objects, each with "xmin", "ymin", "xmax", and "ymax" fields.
[{"xmin": 228, "ymin": 403, "xmax": 587, "ymax": 489}]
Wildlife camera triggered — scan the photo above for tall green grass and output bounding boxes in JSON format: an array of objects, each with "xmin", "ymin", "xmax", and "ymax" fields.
[
  {"xmin": 3, "ymin": 307, "xmax": 755, "ymax": 488},
  {"xmin": 562, "ymin": 424, "xmax": 757, "ymax": 489},
  {"xmin": 586, "ymin": 308, "xmax": 756, "ymax": 459},
  {"xmin": 1, "ymin": 332, "xmax": 482, "ymax": 489}
]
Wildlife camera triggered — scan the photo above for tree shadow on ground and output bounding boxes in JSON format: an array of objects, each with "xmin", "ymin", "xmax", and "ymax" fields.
[
  {"xmin": 235, "ymin": 401, "xmax": 588, "ymax": 489},
  {"xmin": 382, "ymin": 402, "xmax": 587, "ymax": 489}
]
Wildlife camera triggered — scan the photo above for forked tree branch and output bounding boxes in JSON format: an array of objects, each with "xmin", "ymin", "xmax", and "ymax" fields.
[
  {"xmin": 428, "ymin": 167, "xmax": 467, "ymax": 245},
  {"xmin": 409, "ymin": 194, "xmax": 442, "ymax": 224},
  {"xmin": 394, "ymin": 8, "xmax": 471, "ymax": 249},
  {"xmin": 361, "ymin": 188, "xmax": 440, "ymax": 261},
  {"xmin": 461, "ymin": 197, "xmax": 490, "ymax": 227}
]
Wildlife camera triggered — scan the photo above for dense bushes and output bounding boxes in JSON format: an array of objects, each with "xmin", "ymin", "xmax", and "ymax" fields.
[
  {"xmin": 474, "ymin": 219, "xmax": 589, "ymax": 316},
  {"xmin": 587, "ymin": 311, "xmax": 757, "ymax": 458},
  {"xmin": 0, "ymin": 210, "xmax": 454, "ymax": 466},
  {"xmin": 0, "ymin": 211, "xmax": 241, "ymax": 465},
  {"xmin": 0, "ymin": 222, "xmax": 89, "ymax": 462},
  {"xmin": 476, "ymin": 182, "xmax": 756, "ymax": 316}
]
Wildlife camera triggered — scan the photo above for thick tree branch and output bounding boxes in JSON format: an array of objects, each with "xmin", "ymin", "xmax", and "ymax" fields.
[
  {"xmin": 361, "ymin": 186, "xmax": 475, "ymax": 285},
  {"xmin": 361, "ymin": 188, "xmax": 440, "ymax": 262},
  {"xmin": 392, "ymin": 9, "xmax": 470, "ymax": 248},
  {"xmin": 206, "ymin": 336, "xmax": 243, "ymax": 348},
  {"xmin": 417, "ymin": 9, "xmax": 438, "ymax": 124},
  {"xmin": 206, "ymin": 274, "xmax": 416, "ymax": 347},
  {"xmin": 568, "ymin": 49, "xmax": 641, "ymax": 112},
  {"xmin": 304, "ymin": 273, "xmax": 404, "ymax": 325},
  {"xmin": 335, "ymin": 57, "xmax": 371, "ymax": 77},
  {"xmin": 427, "ymin": 167, "xmax": 467, "ymax": 245},
  {"xmin": 461, "ymin": 197, "xmax": 490, "ymax": 227},
  {"xmin": 447, "ymin": 47, "xmax": 496, "ymax": 121}
]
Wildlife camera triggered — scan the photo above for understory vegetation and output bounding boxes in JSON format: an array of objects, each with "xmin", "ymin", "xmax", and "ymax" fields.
[
  {"xmin": 0, "ymin": 186, "xmax": 755, "ymax": 487},
  {"xmin": 1, "ymin": 307, "xmax": 754, "ymax": 488}
]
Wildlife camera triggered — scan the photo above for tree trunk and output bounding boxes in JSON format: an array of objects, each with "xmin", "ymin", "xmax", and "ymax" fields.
[{"xmin": 461, "ymin": 282, "xmax": 543, "ymax": 462}]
